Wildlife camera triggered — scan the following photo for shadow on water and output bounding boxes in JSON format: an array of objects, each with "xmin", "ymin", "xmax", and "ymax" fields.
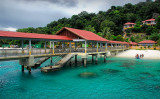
[
  {"xmin": 101, "ymin": 68, "xmax": 122, "ymax": 74},
  {"xmin": 139, "ymin": 72, "xmax": 155, "ymax": 77},
  {"xmin": 78, "ymin": 72, "xmax": 98, "ymax": 79}
]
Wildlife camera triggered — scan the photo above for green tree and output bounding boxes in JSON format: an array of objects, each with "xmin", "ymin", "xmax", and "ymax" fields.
[
  {"xmin": 84, "ymin": 25, "xmax": 96, "ymax": 33},
  {"xmin": 156, "ymin": 16, "xmax": 160, "ymax": 29},
  {"xmin": 116, "ymin": 35, "xmax": 124, "ymax": 41}
]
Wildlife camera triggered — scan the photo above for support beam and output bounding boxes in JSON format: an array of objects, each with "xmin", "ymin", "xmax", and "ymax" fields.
[
  {"xmin": 95, "ymin": 55, "xmax": 98, "ymax": 64},
  {"xmin": 69, "ymin": 42, "xmax": 71, "ymax": 53},
  {"xmin": 45, "ymin": 41, "xmax": 47, "ymax": 54},
  {"xmin": 85, "ymin": 40, "xmax": 87, "ymax": 53},
  {"xmin": 22, "ymin": 40, "xmax": 24, "ymax": 54},
  {"xmin": 50, "ymin": 41, "xmax": 52, "ymax": 48},
  {"xmin": 105, "ymin": 43, "xmax": 108, "ymax": 52},
  {"xmin": 75, "ymin": 55, "xmax": 77, "ymax": 64},
  {"xmin": 84, "ymin": 58, "xmax": 87, "ymax": 67},
  {"xmin": 75, "ymin": 42, "xmax": 77, "ymax": 51},
  {"xmin": 104, "ymin": 54, "xmax": 106, "ymax": 63},
  {"xmin": 52, "ymin": 42, "xmax": 55, "ymax": 54},
  {"xmin": 50, "ymin": 57, "xmax": 52, "ymax": 64},
  {"xmin": 92, "ymin": 55, "xmax": 94, "ymax": 62},
  {"xmin": 29, "ymin": 40, "xmax": 32, "ymax": 55},
  {"xmin": 27, "ymin": 67, "xmax": 31, "ymax": 73},
  {"xmin": 97, "ymin": 42, "xmax": 98, "ymax": 52},
  {"xmin": 22, "ymin": 65, "xmax": 24, "ymax": 72}
]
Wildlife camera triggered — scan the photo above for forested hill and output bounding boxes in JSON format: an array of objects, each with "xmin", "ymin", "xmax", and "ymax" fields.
[{"xmin": 17, "ymin": 1, "xmax": 160, "ymax": 40}]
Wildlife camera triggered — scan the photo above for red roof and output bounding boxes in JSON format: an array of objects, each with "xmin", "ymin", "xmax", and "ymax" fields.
[
  {"xmin": 124, "ymin": 22, "xmax": 135, "ymax": 25},
  {"xmin": 139, "ymin": 40, "xmax": 157, "ymax": 44},
  {"xmin": 144, "ymin": 18, "xmax": 155, "ymax": 22},
  {"xmin": 0, "ymin": 31, "xmax": 72, "ymax": 41},
  {"xmin": 108, "ymin": 40, "xmax": 129, "ymax": 44},
  {"xmin": 129, "ymin": 42, "xmax": 138, "ymax": 45},
  {"xmin": 56, "ymin": 27, "xmax": 109, "ymax": 42}
]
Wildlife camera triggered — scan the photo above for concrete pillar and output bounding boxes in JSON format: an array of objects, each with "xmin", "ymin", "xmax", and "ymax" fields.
[
  {"xmin": 29, "ymin": 40, "xmax": 32, "ymax": 55},
  {"xmin": 105, "ymin": 43, "xmax": 108, "ymax": 52},
  {"xmin": 52, "ymin": 42, "xmax": 55, "ymax": 54},
  {"xmin": 95, "ymin": 55, "xmax": 98, "ymax": 64},
  {"xmin": 85, "ymin": 40, "xmax": 87, "ymax": 53},
  {"xmin": 84, "ymin": 58, "xmax": 87, "ymax": 67},
  {"xmin": 22, "ymin": 65, "xmax": 24, "ymax": 72},
  {"xmin": 104, "ymin": 54, "xmax": 106, "ymax": 62},
  {"xmin": 97, "ymin": 42, "xmax": 98, "ymax": 52},
  {"xmin": 75, "ymin": 55, "xmax": 77, "ymax": 64},
  {"xmin": 45, "ymin": 41, "xmax": 47, "ymax": 54},
  {"xmin": 92, "ymin": 55, "xmax": 94, "ymax": 62},
  {"xmin": 22, "ymin": 40, "xmax": 24, "ymax": 54}
]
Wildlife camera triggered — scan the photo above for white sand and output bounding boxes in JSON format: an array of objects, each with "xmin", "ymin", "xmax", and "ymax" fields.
[{"xmin": 115, "ymin": 50, "xmax": 160, "ymax": 59}]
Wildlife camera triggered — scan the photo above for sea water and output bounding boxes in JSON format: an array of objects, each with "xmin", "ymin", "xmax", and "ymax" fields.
[{"xmin": 0, "ymin": 56, "xmax": 160, "ymax": 99}]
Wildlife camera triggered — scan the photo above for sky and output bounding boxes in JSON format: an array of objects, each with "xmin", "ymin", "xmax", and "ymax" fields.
[{"xmin": 0, "ymin": 0, "xmax": 146, "ymax": 31}]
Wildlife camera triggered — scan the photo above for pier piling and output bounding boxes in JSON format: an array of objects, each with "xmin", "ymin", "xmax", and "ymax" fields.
[{"xmin": 22, "ymin": 65, "xmax": 24, "ymax": 72}]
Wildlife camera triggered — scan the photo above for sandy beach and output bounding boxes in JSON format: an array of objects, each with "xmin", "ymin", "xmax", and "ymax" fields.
[{"xmin": 115, "ymin": 50, "xmax": 160, "ymax": 59}]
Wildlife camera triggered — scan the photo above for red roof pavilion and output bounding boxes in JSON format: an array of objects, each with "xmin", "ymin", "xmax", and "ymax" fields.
[
  {"xmin": 138, "ymin": 40, "xmax": 157, "ymax": 44},
  {"xmin": 56, "ymin": 27, "xmax": 109, "ymax": 42}
]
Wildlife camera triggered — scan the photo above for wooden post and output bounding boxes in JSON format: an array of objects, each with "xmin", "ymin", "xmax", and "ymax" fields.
[
  {"xmin": 22, "ymin": 40, "xmax": 24, "ymax": 54},
  {"xmin": 22, "ymin": 65, "xmax": 24, "ymax": 72},
  {"xmin": 85, "ymin": 40, "xmax": 87, "ymax": 53},
  {"xmin": 45, "ymin": 41, "xmax": 47, "ymax": 54},
  {"xmin": 92, "ymin": 55, "xmax": 94, "ymax": 62},
  {"xmin": 97, "ymin": 42, "xmax": 98, "ymax": 52},
  {"xmin": 29, "ymin": 40, "xmax": 32, "ymax": 55}
]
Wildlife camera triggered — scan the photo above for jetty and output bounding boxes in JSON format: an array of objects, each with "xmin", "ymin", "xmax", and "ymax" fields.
[{"xmin": 0, "ymin": 27, "xmax": 130, "ymax": 73}]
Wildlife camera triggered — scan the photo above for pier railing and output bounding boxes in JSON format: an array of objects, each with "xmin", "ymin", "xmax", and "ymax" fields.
[{"xmin": 0, "ymin": 46, "xmax": 128, "ymax": 57}]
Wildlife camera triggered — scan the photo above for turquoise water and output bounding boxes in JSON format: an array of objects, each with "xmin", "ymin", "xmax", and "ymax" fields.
[{"xmin": 0, "ymin": 56, "xmax": 160, "ymax": 99}]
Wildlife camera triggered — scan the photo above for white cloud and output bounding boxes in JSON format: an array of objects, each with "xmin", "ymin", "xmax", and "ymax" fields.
[{"xmin": 0, "ymin": 26, "xmax": 17, "ymax": 31}]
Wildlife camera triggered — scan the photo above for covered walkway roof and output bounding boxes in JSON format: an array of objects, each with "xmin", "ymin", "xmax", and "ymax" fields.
[
  {"xmin": 0, "ymin": 31, "xmax": 72, "ymax": 41},
  {"xmin": 56, "ymin": 27, "xmax": 109, "ymax": 42},
  {"xmin": 108, "ymin": 40, "xmax": 129, "ymax": 44}
]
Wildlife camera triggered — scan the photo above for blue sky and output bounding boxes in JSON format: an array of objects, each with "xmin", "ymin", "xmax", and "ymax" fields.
[{"xmin": 0, "ymin": 0, "xmax": 146, "ymax": 31}]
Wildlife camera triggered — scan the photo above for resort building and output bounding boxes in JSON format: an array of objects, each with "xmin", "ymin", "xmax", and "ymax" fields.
[
  {"xmin": 142, "ymin": 18, "xmax": 156, "ymax": 26},
  {"xmin": 129, "ymin": 42, "xmax": 138, "ymax": 49},
  {"xmin": 123, "ymin": 22, "xmax": 135, "ymax": 30},
  {"xmin": 138, "ymin": 40, "xmax": 157, "ymax": 46}
]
